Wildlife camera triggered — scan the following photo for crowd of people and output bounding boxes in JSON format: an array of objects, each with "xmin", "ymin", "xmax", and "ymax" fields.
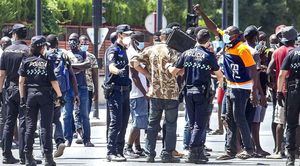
[{"xmin": 0, "ymin": 3, "xmax": 300, "ymax": 166}]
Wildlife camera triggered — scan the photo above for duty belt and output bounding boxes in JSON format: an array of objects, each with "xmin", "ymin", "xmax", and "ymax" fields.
[
  {"xmin": 27, "ymin": 86, "xmax": 52, "ymax": 91},
  {"xmin": 113, "ymin": 85, "xmax": 131, "ymax": 91}
]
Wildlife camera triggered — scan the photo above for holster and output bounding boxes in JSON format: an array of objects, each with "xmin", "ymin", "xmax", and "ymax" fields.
[{"xmin": 102, "ymin": 83, "xmax": 115, "ymax": 99}]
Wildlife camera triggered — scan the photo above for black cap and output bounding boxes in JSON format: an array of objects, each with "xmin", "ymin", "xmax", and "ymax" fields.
[
  {"xmin": 46, "ymin": 34, "xmax": 58, "ymax": 47},
  {"xmin": 69, "ymin": 33, "xmax": 79, "ymax": 40},
  {"xmin": 197, "ymin": 29, "xmax": 210, "ymax": 44},
  {"xmin": 131, "ymin": 31, "xmax": 144, "ymax": 42},
  {"xmin": 281, "ymin": 26, "xmax": 298, "ymax": 43},
  {"xmin": 31, "ymin": 36, "xmax": 48, "ymax": 47},
  {"xmin": 244, "ymin": 25, "xmax": 259, "ymax": 37},
  {"xmin": 9, "ymin": 24, "xmax": 26, "ymax": 34},
  {"xmin": 116, "ymin": 24, "xmax": 133, "ymax": 34},
  {"xmin": 166, "ymin": 22, "xmax": 181, "ymax": 29}
]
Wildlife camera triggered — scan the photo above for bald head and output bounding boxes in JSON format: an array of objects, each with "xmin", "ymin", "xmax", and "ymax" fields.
[
  {"xmin": 269, "ymin": 34, "xmax": 279, "ymax": 44},
  {"xmin": 1, "ymin": 36, "xmax": 12, "ymax": 50},
  {"xmin": 225, "ymin": 26, "xmax": 240, "ymax": 36}
]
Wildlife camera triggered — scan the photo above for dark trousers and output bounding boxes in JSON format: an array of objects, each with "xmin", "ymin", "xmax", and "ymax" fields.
[
  {"xmin": 225, "ymin": 88, "xmax": 253, "ymax": 154},
  {"xmin": 88, "ymin": 90, "xmax": 93, "ymax": 114},
  {"xmin": 24, "ymin": 88, "xmax": 54, "ymax": 155},
  {"xmin": 107, "ymin": 89, "xmax": 130, "ymax": 155},
  {"xmin": 0, "ymin": 89, "xmax": 6, "ymax": 141},
  {"xmin": 286, "ymin": 83, "xmax": 300, "ymax": 155},
  {"xmin": 2, "ymin": 86, "xmax": 26, "ymax": 159},
  {"xmin": 145, "ymin": 98, "xmax": 178, "ymax": 157},
  {"xmin": 185, "ymin": 91, "xmax": 210, "ymax": 148}
]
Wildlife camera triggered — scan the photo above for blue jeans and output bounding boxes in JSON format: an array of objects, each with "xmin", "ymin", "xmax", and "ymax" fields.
[
  {"xmin": 225, "ymin": 88, "xmax": 253, "ymax": 154},
  {"xmin": 107, "ymin": 89, "xmax": 130, "ymax": 155},
  {"xmin": 53, "ymin": 93, "xmax": 66, "ymax": 146},
  {"xmin": 183, "ymin": 109, "xmax": 191, "ymax": 150},
  {"xmin": 145, "ymin": 98, "xmax": 178, "ymax": 157},
  {"xmin": 63, "ymin": 86, "xmax": 91, "ymax": 144},
  {"xmin": 185, "ymin": 90, "xmax": 210, "ymax": 148}
]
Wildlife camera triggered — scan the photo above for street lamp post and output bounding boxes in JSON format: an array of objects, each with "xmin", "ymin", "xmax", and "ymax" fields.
[
  {"xmin": 233, "ymin": 0, "xmax": 239, "ymax": 27},
  {"xmin": 157, "ymin": 0, "xmax": 163, "ymax": 31},
  {"xmin": 35, "ymin": 0, "xmax": 42, "ymax": 35},
  {"xmin": 222, "ymin": 0, "xmax": 228, "ymax": 29}
]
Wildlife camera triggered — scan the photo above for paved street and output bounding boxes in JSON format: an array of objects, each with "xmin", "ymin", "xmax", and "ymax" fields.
[{"xmin": 1, "ymin": 102, "xmax": 297, "ymax": 166}]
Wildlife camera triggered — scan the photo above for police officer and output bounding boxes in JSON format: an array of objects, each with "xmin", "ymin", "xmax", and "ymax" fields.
[
  {"xmin": 168, "ymin": 29, "xmax": 224, "ymax": 164},
  {"xmin": 277, "ymin": 26, "xmax": 299, "ymax": 166},
  {"xmin": 19, "ymin": 36, "xmax": 64, "ymax": 166},
  {"xmin": 0, "ymin": 24, "xmax": 41, "ymax": 164},
  {"xmin": 105, "ymin": 24, "xmax": 132, "ymax": 162}
]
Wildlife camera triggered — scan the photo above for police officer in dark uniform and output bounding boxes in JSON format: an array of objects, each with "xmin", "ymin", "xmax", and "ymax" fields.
[
  {"xmin": 19, "ymin": 36, "xmax": 64, "ymax": 166},
  {"xmin": 277, "ymin": 26, "xmax": 299, "ymax": 166},
  {"xmin": 168, "ymin": 29, "xmax": 224, "ymax": 164},
  {"xmin": 105, "ymin": 24, "xmax": 132, "ymax": 162},
  {"xmin": 0, "ymin": 24, "xmax": 41, "ymax": 164}
]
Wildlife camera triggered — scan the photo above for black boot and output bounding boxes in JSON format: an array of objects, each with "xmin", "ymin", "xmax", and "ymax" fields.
[
  {"xmin": 196, "ymin": 146, "xmax": 209, "ymax": 164},
  {"xmin": 45, "ymin": 154, "xmax": 56, "ymax": 166},
  {"xmin": 25, "ymin": 152, "xmax": 37, "ymax": 166},
  {"xmin": 185, "ymin": 147, "xmax": 198, "ymax": 163},
  {"xmin": 2, "ymin": 154, "xmax": 19, "ymax": 164}
]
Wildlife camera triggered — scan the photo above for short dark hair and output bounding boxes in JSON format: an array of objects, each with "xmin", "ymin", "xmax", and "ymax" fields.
[{"xmin": 197, "ymin": 29, "xmax": 210, "ymax": 44}]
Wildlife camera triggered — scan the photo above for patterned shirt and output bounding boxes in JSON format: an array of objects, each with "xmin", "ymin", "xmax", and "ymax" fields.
[
  {"xmin": 130, "ymin": 43, "xmax": 180, "ymax": 100},
  {"xmin": 85, "ymin": 52, "xmax": 99, "ymax": 91}
]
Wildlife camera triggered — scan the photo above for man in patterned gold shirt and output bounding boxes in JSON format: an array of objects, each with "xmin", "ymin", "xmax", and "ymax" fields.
[{"xmin": 130, "ymin": 28, "xmax": 180, "ymax": 163}]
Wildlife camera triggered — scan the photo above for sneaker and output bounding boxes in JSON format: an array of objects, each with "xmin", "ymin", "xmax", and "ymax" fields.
[
  {"xmin": 54, "ymin": 143, "xmax": 66, "ymax": 158},
  {"xmin": 117, "ymin": 154, "xmax": 127, "ymax": 162},
  {"xmin": 146, "ymin": 156, "xmax": 155, "ymax": 163},
  {"xmin": 124, "ymin": 148, "xmax": 139, "ymax": 159},
  {"xmin": 2, "ymin": 155, "xmax": 19, "ymax": 164},
  {"xmin": 266, "ymin": 153, "xmax": 283, "ymax": 159},
  {"xmin": 286, "ymin": 156, "xmax": 295, "ymax": 166},
  {"xmin": 183, "ymin": 149, "xmax": 189, "ymax": 157},
  {"xmin": 84, "ymin": 142, "xmax": 95, "ymax": 147},
  {"xmin": 65, "ymin": 140, "xmax": 71, "ymax": 147},
  {"xmin": 172, "ymin": 150, "xmax": 184, "ymax": 158},
  {"xmin": 75, "ymin": 138, "xmax": 83, "ymax": 144},
  {"xmin": 204, "ymin": 149, "xmax": 211, "ymax": 156},
  {"xmin": 135, "ymin": 148, "xmax": 146, "ymax": 157},
  {"xmin": 106, "ymin": 154, "xmax": 126, "ymax": 162},
  {"xmin": 73, "ymin": 133, "xmax": 78, "ymax": 139},
  {"xmin": 204, "ymin": 145, "xmax": 212, "ymax": 152},
  {"xmin": 161, "ymin": 152, "xmax": 180, "ymax": 163}
]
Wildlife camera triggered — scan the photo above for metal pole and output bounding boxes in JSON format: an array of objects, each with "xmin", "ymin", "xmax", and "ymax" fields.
[
  {"xmin": 35, "ymin": 0, "xmax": 42, "ymax": 35},
  {"xmin": 157, "ymin": 0, "xmax": 163, "ymax": 31},
  {"xmin": 222, "ymin": 0, "xmax": 228, "ymax": 29},
  {"xmin": 92, "ymin": 0, "xmax": 101, "ymax": 119},
  {"xmin": 187, "ymin": 0, "xmax": 193, "ymax": 13},
  {"xmin": 233, "ymin": 0, "xmax": 239, "ymax": 27}
]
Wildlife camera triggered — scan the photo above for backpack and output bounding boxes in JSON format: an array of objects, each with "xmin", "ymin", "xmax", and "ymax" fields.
[{"xmin": 47, "ymin": 49, "xmax": 70, "ymax": 93}]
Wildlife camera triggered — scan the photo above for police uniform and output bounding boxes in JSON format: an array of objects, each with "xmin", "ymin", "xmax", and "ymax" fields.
[
  {"xmin": 106, "ymin": 41, "xmax": 131, "ymax": 158},
  {"xmin": 280, "ymin": 46, "xmax": 300, "ymax": 161},
  {"xmin": 18, "ymin": 36, "xmax": 58, "ymax": 165},
  {"xmin": 0, "ymin": 24, "xmax": 28, "ymax": 163},
  {"xmin": 175, "ymin": 45, "xmax": 219, "ymax": 163}
]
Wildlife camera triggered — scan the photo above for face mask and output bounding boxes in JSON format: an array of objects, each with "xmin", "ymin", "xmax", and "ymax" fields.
[
  {"xmin": 223, "ymin": 34, "xmax": 231, "ymax": 44},
  {"xmin": 137, "ymin": 42, "xmax": 145, "ymax": 50},
  {"xmin": 68, "ymin": 40, "xmax": 79, "ymax": 50},
  {"xmin": 123, "ymin": 36, "xmax": 131, "ymax": 46},
  {"xmin": 80, "ymin": 45, "xmax": 89, "ymax": 52},
  {"xmin": 270, "ymin": 44, "xmax": 278, "ymax": 49}
]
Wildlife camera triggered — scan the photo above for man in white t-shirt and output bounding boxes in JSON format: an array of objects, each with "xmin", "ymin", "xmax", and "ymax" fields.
[{"xmin": 124, "ymin": 32, "xmax": 149, "ymax": 158}]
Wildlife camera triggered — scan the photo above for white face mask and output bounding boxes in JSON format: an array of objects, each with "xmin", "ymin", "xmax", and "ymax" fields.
[
  {"xmin": 80, "ymin": 45, "xmax": 89, "ymax": 52},
  {"xmin": 123, "ymin": 36, "xmax": 131, "ymax": 46},
  {"xmin": 223, "ymin": 34, "xmax": 231, "ymax": 44},
  {"xmin": 137, "ymin": 42, "xmax": 145, "ymax": 50}
]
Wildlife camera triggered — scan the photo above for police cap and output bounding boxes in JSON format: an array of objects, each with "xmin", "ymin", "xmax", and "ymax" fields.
[
  {"xmin": 159, "ymin": 28, "xmax": 173, "ymax": 35},
  {"xmin": 280, "ymin": 26, "xmax": 298, "ymax": 43},
  {"xmin": 31, "ymin": 36, "xmax": 48, "ymax": 47},
  {"xmin": 46, "ymin": 34, "xmax": 58, "ymax": 48},
  {"xmin": 116, "ymin": 24, "xmax": 133, "ymax": 34},
  {"xmin": 9, "ymin": 24, "xmax": 27, "ymax": 35}
]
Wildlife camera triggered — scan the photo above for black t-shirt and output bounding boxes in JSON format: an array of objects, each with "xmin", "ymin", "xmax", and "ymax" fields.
[
  {"xmin": 0, "ymin": 41, "xmax": 29, "ymax": 84},
  {"xmin": 281, "ymin": 47, "xmax": 300, "ymax": 80},
  {"xmin": 18, "ymin": 54, "xmax": 57, "ymax": 87},
  {"xmin": 105, "ymin": 43, "xmax": 131, "ymax": 86},
  {"xmin": 175, "ymin": 46, "xmax": 219, "ymax": 86}
]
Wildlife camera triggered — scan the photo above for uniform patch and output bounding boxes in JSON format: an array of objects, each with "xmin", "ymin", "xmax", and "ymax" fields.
[{"xmin": 108, "ymin": 54, "xmax": 114, "ymax": 61}]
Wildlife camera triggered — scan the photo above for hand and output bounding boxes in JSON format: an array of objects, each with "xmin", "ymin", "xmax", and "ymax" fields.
[
  {"xmin": 164, "ymin": 63, "xmax": 173, "ymax": 70},
  {"xmin": 276, "ymin": 92, "xmax": 285, "ymax": 107},
  {"xmin": 55, "ymin": 96, "xmax": 66, "ymax": 108},
  {"xmin": 74, "ymin": 95, "xmax": 80, "ymax": 106},
  {"xmin": 250, "ymin": 91, "xmax": 258, "ymax": 106},
  {"xmin": 20, "ymin": 97, "xmax": 26, "ymax": 110},
  {"xmin": 118, "ymin": 68, "xmax": 126, "ymax": 77},
  {"xmin": 260, "ymin": 95, "xmax": 268, "ymax": 108},
  {"xmin": 193, "ymin": 4, "xmax": 203, "ymax": 15}
]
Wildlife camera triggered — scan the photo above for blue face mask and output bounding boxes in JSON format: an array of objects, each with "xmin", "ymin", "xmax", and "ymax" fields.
[
  {"xmin": 80, "ymin": 45, "xmax": 89, "ymax": 52},
  {"xmin": 137, "ymin": 42, "xmax": 145, "ymax": 50},
  {"xmin": 223, "ymin": 34, "xmax": 231, "ymax": 44}
]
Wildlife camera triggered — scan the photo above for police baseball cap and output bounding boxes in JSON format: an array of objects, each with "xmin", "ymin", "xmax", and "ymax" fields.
[
  {"xmin": 159, "ymin": 28, "xmax": 173, "ymax": 35},
  {"xmin": 9, "ymin": 24, "xmax": 27, "ymax": 35},
  {"xmin": 280, "ymin": 26, "xmax": 298, "ymax": 43},
  {"xmin": 116, "ymin": 24, "xmax": 133, "ymax": 34},
  {"xmin": 197, "ymin": 29, "xmax": 211, "ymax": 44},
  {"xmin": 244, "ymin": 25, "xmax": 259, "ymax": 37},
  {"xmin": 31, "ymin": 36, "xmax": 48, "ymax": 47}
]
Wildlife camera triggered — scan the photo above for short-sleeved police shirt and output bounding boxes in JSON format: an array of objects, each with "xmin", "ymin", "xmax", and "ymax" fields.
[
  {"xmin": 18, "ymin": 54, "xmax": 57, "ymax": 87},
  {"xmin": 281, "ymin": 47, "xmax": 300, "ymax": 80},
  {"xmin": 175, "ymin": 46, "xmax": 219, "ymax": 86},
  {"xmin": 105, "ymin": 43, "xmax": 131, "ymax": 86},
  {"xmin": 0, "ymin": 41, "xmax": 29, "ymax": 84}
]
